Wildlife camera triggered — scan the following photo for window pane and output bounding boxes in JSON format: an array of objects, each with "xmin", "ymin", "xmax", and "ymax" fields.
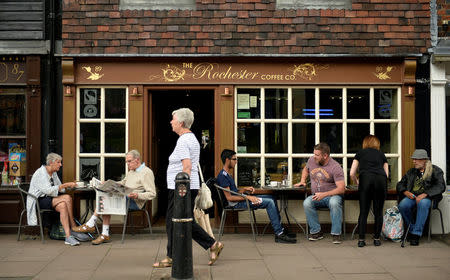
[
  {"xmin": 237, "ymin": 123, "xmax": 260, "ymax": 153},
  {"xmin": 292, "ymin": 88, "xmax": 315, "ymax": 119},
  {"xmin": 79, "ymin": 157, "xmax": 100, "ymax": 182},
  {"xmin": 293, "ymin": 157, "xmax": 309, "ymax": 184},
  {"xmin": 265, "ymin": 158, "xmax": 288, "ymax": 183},
  {"xmin": 265, "ymin": 123, "xmax": 288, "ymax": 153},
  {"xmin": 387, "ymin": 157, "xmax": 398, "ymax": 189},
  {"xmin": 292, "ymin": 123, "xmax": 315, "ymax": 153},
  {"xmin": 237, "ymin": 157, "xmax": 260, "ymax": 187},
  {"xmin": 237, "ymin": 88, "xmax": 260, "ymax": 119},
  {"xmin": 105, "ymin": 123, "xmax": 125, "ymax": 153},
  {"xmin": 347, "ymin": 89, "xmax": 369, "ymax": 119},
  {"xmin": 80, "ymin": 88, "xmax": 101, "ymax": 119},
  {"xmin": 265, "ymin": 88, "xmax": 287, "ymax": 119},
  {"xmin": 320, "ymin": 123, "xmax": 342, "ymax": 153},
  {"xmin": 105, "ymin": 157, "xmax": 125, "ymax": 181},
  {"xmin": 347, "ymin": 124, "xmax": 370, "ymax": 153},
  {"xmin": 80, "ymin": 123, "xmax": 100, "ymax": 153},
  {"xmin": 105, "ymin": 88, "xmax": 126, "ymax": 119},
  {"xmin": 375, "ymin": 123, "xmax": 398, "ymax": 154},
  {"xmin": 375, "ymin": 89, "xmax": 397, "ymax": 119},
  {"xmin": 0, "ymin": 94, "xmax": 25, "ymax": 135},
  {"xmin": 319, "ymin": 88, "xmax": 342, "ymax": 119}
]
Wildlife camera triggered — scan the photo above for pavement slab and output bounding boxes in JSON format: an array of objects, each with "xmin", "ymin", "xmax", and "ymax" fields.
[{"xmin": 0, "ymin": 233, "xmax": 448, "ymax": 280}]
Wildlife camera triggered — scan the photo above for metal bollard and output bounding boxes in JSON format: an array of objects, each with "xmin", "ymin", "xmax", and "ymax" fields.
[{"xmin": 172, "ymin": 172, "xmax": 193, "ymax": 280}]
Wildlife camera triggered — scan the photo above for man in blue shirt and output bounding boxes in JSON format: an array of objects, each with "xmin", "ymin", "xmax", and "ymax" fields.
[{"xmin": 216, "ymin": 149, "xmax": 296, "ymax": 243}]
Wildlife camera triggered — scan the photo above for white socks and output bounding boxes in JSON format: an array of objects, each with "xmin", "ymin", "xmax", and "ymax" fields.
[
  {"xmin": 86, "ymin": 215, "xmax": 98, "ymax": 228},
  {"xmin": 102, "ymin": 225, "xmax": 110, "ymax": 236}
]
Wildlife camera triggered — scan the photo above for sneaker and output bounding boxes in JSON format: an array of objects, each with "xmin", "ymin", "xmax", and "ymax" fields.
[
  {"xmin": 308, "ymin": 231, "xmax": 324, "ymax": 241},
  {"xmin": 72, "ymin": 223, "xmax": 95, "ymax": 233},
  {"xmin": 92, "ymin": 234, "xmax": 110, "ymax": 245},
  {"xmin": 65, "ymin": 235, "xmax": 80, "ymax": 246},
  {"xmin": 71, "ymin": 231, "xmax": 91, "ymax": 242},
  {"xmin": 332, "ymin": 234, "xmax": 341, "ymax": 244},
  {"xmin": 275, "ymin": 232, "xmax": 297, "ymax": 244}
]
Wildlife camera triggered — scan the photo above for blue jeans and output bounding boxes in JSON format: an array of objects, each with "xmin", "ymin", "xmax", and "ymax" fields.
[
  {"xmin": 126, "ymin": 197, "xmax": 140, "ymax": 211},
  {"xmin": 234, "ymin": 195, "xmax": 283, "ymax": 235},
  {"xmin": 303, "ymin": 195, "xmax": 343, "ymax": 235},
  {"xmin": 398, "ymin": 197, "xmax": 431, "ymax": 236}
]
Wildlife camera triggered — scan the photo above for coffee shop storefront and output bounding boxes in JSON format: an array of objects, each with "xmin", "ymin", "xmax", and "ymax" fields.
[{"xmin": 61, "ymin": 57, "xmax": 418, "ymax": 230}]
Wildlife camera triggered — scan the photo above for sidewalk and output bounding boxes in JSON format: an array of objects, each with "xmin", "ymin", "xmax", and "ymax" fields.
[{"xmin": 1, "ymin": 231, "xmax": 449, "ymax": 280}]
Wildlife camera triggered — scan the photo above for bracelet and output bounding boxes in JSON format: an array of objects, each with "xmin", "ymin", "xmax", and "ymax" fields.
[{"xmin": 412, "ymin": 194, "xmax": 416, "ymax": 198}]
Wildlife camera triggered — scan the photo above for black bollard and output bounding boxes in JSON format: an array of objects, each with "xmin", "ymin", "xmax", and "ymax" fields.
[{"xmin": 172, "ymin": 172, "xmax": 193, "ymax": 280}]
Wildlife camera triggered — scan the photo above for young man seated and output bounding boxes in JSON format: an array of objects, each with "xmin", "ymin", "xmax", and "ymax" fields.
[{"xmin": 216, "ymin": 149, "xmax": 296, "ymax": 243}]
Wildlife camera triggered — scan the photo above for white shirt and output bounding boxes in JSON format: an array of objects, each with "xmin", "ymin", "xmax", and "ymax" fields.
[{"xmin": 166, "ymin": 132, "xmax": 200, "ymax": 190}]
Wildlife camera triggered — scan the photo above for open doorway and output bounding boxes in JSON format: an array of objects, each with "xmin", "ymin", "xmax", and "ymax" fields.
[{"xmin": 149, "ymin": 89, "xmax": 215, "ymax": 220}]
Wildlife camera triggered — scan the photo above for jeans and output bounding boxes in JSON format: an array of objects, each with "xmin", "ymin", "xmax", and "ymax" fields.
[
  {"xmin": 303, "ymin": 195, "xmax": 343, "ymax": 235},
  {"xmin": 126, "ymin": 197, "xmax": 140, "ymax": 211},
  {"xmin": 398, "ymin": 197, "xmax": 431, "ymax": 236},
  {"xmin": 234, "ymin": 195, "xmax": 283, "ymax": 235}
]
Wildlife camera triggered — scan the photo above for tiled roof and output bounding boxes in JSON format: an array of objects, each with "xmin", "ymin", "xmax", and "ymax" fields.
[{"xmin": 62, "ymin": 0, "xmax": 431, "ymax": 55}]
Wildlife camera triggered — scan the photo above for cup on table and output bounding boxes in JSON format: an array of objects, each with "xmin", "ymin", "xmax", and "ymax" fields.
[
  {"xmin": 76, "ymin": 181, "xmax": 85, "ymax": 188},
  {"xmin": 270, "ymin": 181, "xmax": 278, "ymax": 188}
]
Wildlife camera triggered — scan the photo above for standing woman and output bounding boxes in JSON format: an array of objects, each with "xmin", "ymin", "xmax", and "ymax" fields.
[
  {"xmin": 350, "ymin": 135, "xmax": 389, "ymax": 247},
  {"xmin": 153, "ymin": 108, "xmax": 223, "ymax": 268}
]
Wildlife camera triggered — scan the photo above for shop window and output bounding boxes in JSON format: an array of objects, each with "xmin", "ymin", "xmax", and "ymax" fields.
[
  {"xmin": 120, "ymin": 0, "xmax": 195, "ymax": 10},
  {"xmin": 235, "ymin": 87, "xmax": 401, "ymax": 189},
  {"xmin": 446, "ymin": 83, "xmax": 450, "ymax": 184},
  {"xmin": 77, "ymin": 87, "xmax": 128, "ymax": 182},
  {"xmin": 0, "ymin": 88, "xmax": 26, "ymax": 186}
]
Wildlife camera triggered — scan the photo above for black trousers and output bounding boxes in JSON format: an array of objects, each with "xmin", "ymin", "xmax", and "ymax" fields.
[
  {"xmin": 358, "ymin": 173, "xmax": 387, "ymax": 239},
  {"xmin": 166, "ymin": 189, "xmax": 215, "ymax": 258}
]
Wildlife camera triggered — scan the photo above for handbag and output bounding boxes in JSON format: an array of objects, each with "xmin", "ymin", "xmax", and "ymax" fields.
[
  {"xmin": 194, "ymin": 164, "xmax": 213, "ymax": 210},
  {"xmin": 381, "ymin": 206, "xmax": 404, "ymax": 242},
  {"xmin": 49, "ymin": 221, "xmax": 66, "ymax": 240},
  {"xmin": 194, "ymin": 206, "xmax": 215, "ymax": 238}
]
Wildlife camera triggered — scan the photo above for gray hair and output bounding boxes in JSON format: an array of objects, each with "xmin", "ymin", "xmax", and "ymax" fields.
[
  {"xmin": 172, "ymin": 108, "xmax": 194, "ymax": 129},
  {"xmin": 46, "ymin": 153, "xmax": 62, "ymax": 165},
  {"xmin": 126, "ymin": 150, "xmax": 141, "ymax": 160}
]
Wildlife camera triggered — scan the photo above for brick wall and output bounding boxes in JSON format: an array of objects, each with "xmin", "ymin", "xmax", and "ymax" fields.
[{"xmin": 62, "ymin": 0, "xmax": 431, "ymax": 55}]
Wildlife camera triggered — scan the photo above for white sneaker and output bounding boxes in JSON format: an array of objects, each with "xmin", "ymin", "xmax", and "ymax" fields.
[{"xmin": 65, "ymin": 235, "xmax": 80, "ymax": 246}]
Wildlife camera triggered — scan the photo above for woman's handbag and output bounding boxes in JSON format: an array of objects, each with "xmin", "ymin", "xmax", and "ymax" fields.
[
  {"xmin": 194, "ymin": 164, "xmax": 213, "ymax": 210},
  {"xmin": 194, "ymin": 206, "xmax": 215, "ymax": 238},
  {"xmin": 382, "ymin": 206, "xmax": 404, "ymax": 242}
]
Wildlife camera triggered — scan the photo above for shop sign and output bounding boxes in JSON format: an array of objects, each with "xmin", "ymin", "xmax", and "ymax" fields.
[
  {"xmin": 76, "ymin": 60, "xmax": 403, "ymax": 85},
  {"xmin": 0, "ymin": 57, "xmax": 26, "ymax": 84}
]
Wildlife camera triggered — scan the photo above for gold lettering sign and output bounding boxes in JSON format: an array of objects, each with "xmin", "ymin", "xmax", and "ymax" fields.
[
  {"xmin": 0, "ymin": 57, "xmax": 26, "ymax": 84},
  {"xmin": 149, "ymin": 62, "xmax": 328, "ymax": 82}
]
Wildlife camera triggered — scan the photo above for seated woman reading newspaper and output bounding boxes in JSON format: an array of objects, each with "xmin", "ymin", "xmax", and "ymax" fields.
[{"xmin": 73, "ymin": 150, "xmax": 156, "ymax": 245}]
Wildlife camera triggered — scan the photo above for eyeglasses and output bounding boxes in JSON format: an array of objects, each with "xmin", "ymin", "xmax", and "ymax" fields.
[
  {"xmin": 230, "ymin": 158, "xmax": 238, "ymax": 161},
  {"xmin": 125, "ymin": 159, "xmax": 136, "ymax": 163}
]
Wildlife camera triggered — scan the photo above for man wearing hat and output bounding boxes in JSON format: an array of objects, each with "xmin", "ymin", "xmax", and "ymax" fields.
[{"xmin": 396, "ymin": 149, "xmax": 446, "ymax": 246}]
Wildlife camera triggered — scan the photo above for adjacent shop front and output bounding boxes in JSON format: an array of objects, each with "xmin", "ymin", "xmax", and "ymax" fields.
[{"xmin": 62, "ymin": 56, "xmax": 417, "ymax": 229}]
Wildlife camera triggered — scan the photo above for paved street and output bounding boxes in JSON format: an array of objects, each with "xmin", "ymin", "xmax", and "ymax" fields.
[{"xmin": 1, "ymin": 231, "xmax": 449, "ymax": 280}]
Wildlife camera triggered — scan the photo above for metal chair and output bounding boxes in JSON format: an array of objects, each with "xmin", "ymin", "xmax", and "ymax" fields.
[
  {"xmin": 121, "ymin": 199, "xmax": 153, "ymax": 244},
  {"xmin": 401, "ymin": 197, "xmax": 445, "ymax": 247},
  {"xmin": 214, "ymin": 184, "xmax": 258, "ymax": 241},
  {"xmin": 17, "ymin": 182, "xmax": 55, "ymax": 243}
]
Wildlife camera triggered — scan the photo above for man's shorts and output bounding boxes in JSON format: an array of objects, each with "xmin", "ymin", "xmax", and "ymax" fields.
[{"xmin": 38, "ymin": 196, "xmax": 54, "ymax": 210}]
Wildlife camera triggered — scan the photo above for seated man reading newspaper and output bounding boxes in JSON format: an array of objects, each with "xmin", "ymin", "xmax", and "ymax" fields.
[{"xmin": 73, "ymin": 150, "xmax": 156, "ymax": 245}]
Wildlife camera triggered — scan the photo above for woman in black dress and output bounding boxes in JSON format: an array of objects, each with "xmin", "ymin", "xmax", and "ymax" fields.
[{"xmin": 350, "ymin": 135, "xmax": 389, "ymax": 247}]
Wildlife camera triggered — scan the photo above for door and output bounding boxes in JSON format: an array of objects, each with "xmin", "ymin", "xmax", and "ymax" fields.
[{"xmin": 149, "ymin": 89, "xmax": 215, "ymax": 218}]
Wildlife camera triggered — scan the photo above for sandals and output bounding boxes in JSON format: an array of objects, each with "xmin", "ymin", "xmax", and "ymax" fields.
[
  {"xmin": 153, "ymin": 258, "xmax": 172, "ymax": 268},
  {"xmin": 208, "ymin": 242, "xmax": 224, "ymax": 266}
]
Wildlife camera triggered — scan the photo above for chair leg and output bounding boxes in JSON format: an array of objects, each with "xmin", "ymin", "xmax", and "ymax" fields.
[
  {"xmin": 38, "ymin": 215, "xmax": 45, "ymax": 244},
  {"xmin": 144, "ymin": 210, "xmax": 153, "ymax": 235},
  {"xmin": 252, "ymin": 210, "xmax": 258, "ymax": 236},
  {"xmin": 248, "ymin": 209, "xmax": 257, "ymax": 242},
  {"xmin": 17, "ymin": 210, "xmax": 25, "ymax": 241},
  {"xmin": 351, "ymin": 223, "xmax": 358, "ymax": 240},
  {"xmin": 121, "ymin": 211, "xmax": 129, "ymax": 244},
  {"xmin": 218, "ymin": 211, "xmax": 226, "ymax": 241}
]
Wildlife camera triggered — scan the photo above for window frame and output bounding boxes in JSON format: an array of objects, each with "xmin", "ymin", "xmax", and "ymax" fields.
[
  {"xmin": 234, "ymin": 86, "xmax": 402, "ymax": 187},
  {"xmin": 76, "ymin": 86, "xmax": 129, "ymax": 181}
]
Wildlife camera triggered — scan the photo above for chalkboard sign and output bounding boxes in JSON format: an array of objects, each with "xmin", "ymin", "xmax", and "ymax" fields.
[{"xmin": 237, "ymin": 171, "xmax": 253, "ymax": 187}]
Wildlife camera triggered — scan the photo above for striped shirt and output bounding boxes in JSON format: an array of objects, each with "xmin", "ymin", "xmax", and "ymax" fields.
[{"xmin": 166, "ymin": 132, "xmax": 200, "ymax": 190}]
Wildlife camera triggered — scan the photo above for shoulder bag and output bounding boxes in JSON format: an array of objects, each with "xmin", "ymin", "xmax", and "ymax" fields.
[{"xmin": 194, "ymin": 164, "xmax": 213, "ymax": 210}]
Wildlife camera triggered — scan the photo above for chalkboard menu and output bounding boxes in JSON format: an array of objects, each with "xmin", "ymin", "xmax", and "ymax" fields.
[{"xmin": 237, "ymin": 170, "xmax": 253, "ymax": 187}]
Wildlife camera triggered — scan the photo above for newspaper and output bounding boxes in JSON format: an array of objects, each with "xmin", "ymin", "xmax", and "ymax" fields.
[{"xmin": 89, "ymin": 178, "xmax": 127, "ymax": 215}]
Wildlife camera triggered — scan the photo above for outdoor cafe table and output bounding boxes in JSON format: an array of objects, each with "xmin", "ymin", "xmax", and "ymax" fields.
[{"xmin": 66, "ymin": 186, "xmax": 96, "ymax": 224}]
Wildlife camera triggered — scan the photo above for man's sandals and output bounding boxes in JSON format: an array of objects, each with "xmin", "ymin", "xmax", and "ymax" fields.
[
  {"xmin": 208, "ymin": 242, "xmax": 224, "ymax": 266},
  {"xmin": 152, "ymin": 258, "xmax": 172, "ymax": 268}
]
